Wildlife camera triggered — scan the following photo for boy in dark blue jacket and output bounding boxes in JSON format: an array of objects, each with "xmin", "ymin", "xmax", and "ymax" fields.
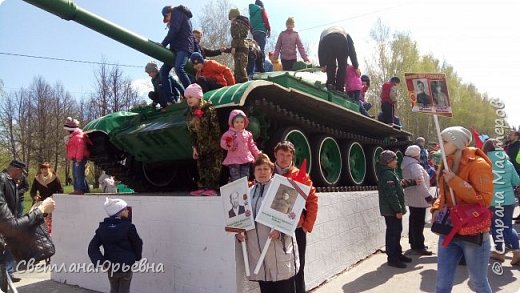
[{"xmin": 88, "ymin": 198, "xmax": 143, "ymax": 293}]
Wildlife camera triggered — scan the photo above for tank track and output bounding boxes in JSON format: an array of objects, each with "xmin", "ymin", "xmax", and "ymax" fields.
[{"xmin": 248, "ymin": 98, "xmax": 412, "ymax": 192}]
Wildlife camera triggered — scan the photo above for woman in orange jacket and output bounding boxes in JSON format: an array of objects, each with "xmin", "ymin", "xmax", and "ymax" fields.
[{"xmin": 432, "ymin": 126, "xmax": 493, "ymax": 293}]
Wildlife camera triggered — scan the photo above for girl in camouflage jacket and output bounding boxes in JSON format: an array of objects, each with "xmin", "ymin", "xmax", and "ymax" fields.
[{"xmin": 185, "ymin": 83, "xmax": 223, "ymax": 196}]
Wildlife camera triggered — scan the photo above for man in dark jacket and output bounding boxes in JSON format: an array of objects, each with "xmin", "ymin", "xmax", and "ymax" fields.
[
  {"xmin": 16, "ymin": 172, "xmax": 29, "ymax": 218},
  {"xmin": 160, "ymin": 5, "xmax": 195, "ymax": 90},
  {"xmin": 377, "ymin": 151, "xmax": 411, "ymax": 269},
  {"xmin": 193, "ymin": 30, "xmax": 223, "ymax": 59},
  {"xmin": 88, "ymin": 198, "xmax": 143, "ymax": 293},
  {"xmin": 318, "ymin": 26, "xmax": 359, "ymax": 92},
  {"xmin": 1, "ymin": 160, "xmax": 54, "ymax": 286}
]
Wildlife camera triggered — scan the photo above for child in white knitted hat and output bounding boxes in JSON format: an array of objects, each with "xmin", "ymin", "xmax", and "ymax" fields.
[{"xmin": 88, "ymin": 198, "xmax": 143, "ymax": 293}]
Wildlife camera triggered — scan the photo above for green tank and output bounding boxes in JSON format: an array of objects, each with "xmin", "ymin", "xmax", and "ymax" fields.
[{"xmin": 24, "ymin": 0, "xmax": 412, "ymax": 192}]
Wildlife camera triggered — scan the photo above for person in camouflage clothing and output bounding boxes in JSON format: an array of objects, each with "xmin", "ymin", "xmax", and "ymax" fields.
[
  {"xmin": 184, "ymin": 83, "xmax": 223, "ymax": 196},
  {"xmin": 228, "ymin": 8, "xmax": 250, "ymax": 83}
]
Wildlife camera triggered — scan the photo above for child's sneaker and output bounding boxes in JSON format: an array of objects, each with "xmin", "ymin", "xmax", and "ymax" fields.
[
  {"xmin": 190, "ymin": 189, "xmax": 206, "ymax": 196},
  {"xmin": 202, "ymin": 189, "xmax": 218, "ymax": 196}
]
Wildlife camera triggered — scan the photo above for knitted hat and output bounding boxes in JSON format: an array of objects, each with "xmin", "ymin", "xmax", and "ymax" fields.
[
  {"xmin": 415, "ymin": 137, "xmax": 425, "ymax": 145},
  {"xmin": 104, "ymin": 197, "xmax": 128, "ymax": 217},
  {"xmin": 441, "ymin": 126, "xmax": 472, "ymax": 150},
  {"xmin": 379, "ymin": 150, "xmax": 397, "ymax": 165},
  {"xmin": 228, "ymin": 8, "xmax": 240, "ymax": 20},
  {"xmin": 286, "ymin": 17, "xmax": 295, "ymax": 26},
  {"xmin": 190, "ymin": 52, "xmax": 204, "ymax": 65},
  {"xmin": 255, "ymin": 0, "xmax": 264, "ymax": 8},
  {"xmin": 184, "ymin": 83, "xmax": 204, "ymax": 99},
  {"xmin": 64, "ymin": 117, "xmax": 79, "ymax": 131},
  {"xmin": 162, "ymin": 6, "xmax": 172, "ymax": 23},
  {"xmin": 405, "ymin": 145, "xmax": 421, "ymax": 158},
  {"xmin": 145, "ymin": 62, "xmax": 158, "ymax": 73}
]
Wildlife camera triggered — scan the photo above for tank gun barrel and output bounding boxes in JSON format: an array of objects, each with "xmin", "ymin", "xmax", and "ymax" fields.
[{"xmin": 23, "ymin": 0, "xmax": 174, "ymax": 64}]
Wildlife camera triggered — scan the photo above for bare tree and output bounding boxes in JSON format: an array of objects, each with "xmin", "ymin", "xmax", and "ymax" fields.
[{"xmin": 199, "ymin": 0, "xmax": 234, "ymax": 68}]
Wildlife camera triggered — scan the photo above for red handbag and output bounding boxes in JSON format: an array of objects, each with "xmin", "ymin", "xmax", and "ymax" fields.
[{"xmin": 441, "ymin": 196, "xmax": 491, "ymax": 247}]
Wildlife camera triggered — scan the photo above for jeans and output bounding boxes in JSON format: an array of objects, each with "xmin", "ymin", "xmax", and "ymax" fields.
[
  {"xmin": 160, "ymin": 50, "xmax": 191, "ymax": 90},
  {"xmin": 347, "ymin": 90, "xmax": 370, "ymax": 116},
  {"xmin": 491, "ymin": 205, "xmax": 519, "ymax": 251},
  {"xmin": 294, "ymin": 227, "xmax": 306, "ymax": 293},
  {"xmin": 73, "ymin": 160, "xmax": 89, "ymax": 193},
  {"xmin": 436, "ymin": 234, "xmax": 491, "ymax": 293},
  {"xmin": 252, "ymin": 31, "xmax": 267, "ymax": 54},
  {"xmin": 228, "ymin": 163, "xmax": 250, "ymax": 182},
  {"xmin": 409, "ymin": 207, "xmax": 427, "ymax": 250},
  {"xmin": 108, "ymin": 271, "xmax": 132, "ymax": 293},
  {"xmin": 384, "ymin": 216, "xmax": 403, "ymax": 262}
]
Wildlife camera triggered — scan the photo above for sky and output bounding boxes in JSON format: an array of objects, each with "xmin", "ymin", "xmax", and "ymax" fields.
[{"xmin": 1, "ymin": 0, "xmax": 519, "ymax": 129}]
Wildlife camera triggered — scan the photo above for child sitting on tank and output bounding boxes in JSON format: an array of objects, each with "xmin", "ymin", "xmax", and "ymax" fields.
[
  {"xmin": 145, "ymin": 61, "xmax": 184, "ymax": 109},
  {"xmin": 185, "ymin": 83, "xmax": 223, "ymax": 196},
  {"xmin": 190, "ymin": 52, "xmax": 236, "ymax": 93},
  {"xmin": 220, "ymin": 110, "xmax": 261, "ymax": 182}
]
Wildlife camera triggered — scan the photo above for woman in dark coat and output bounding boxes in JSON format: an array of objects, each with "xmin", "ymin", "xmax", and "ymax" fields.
[{"xmin": 29, "ymin": 162, "xmax": 63, "ymax": 233}]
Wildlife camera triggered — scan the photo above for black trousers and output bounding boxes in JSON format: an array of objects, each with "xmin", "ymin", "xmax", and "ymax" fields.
[
  {"xmin": 259, "ymin": 277, "xmax": 295, "ymax": 293},
  {"xmin": 195, "ymin": 77, "xmax": 222, "ymax": 93},
  {"xmin": 384, "ymin": 216, "xmax": 403, "ymax": 263},
  {"xmin": 380, "ymin": 101, "xmax": 394, "ymax": 124},
  {"xmin": 281, "ymin": 59, "xmax": 297, "ymax": 71},
  {"xmin": 318, "ymin": 34, "xmax": 349, "ymax": 91},
  {"xmin": 294, "ymin": 227, "xmax": 306, "ymax": 293},
  {"xmin": 408, "ymin": 207, "xmax": 427, "ymax": 250}
]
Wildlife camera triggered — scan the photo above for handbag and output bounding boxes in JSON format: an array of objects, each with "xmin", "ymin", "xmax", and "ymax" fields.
[
  {"xmin": 431, "ymin": 184, "xmax": 490, "ymax": 247},
  {"xmin": 7, "ymin": 204, "xmax": 55, "ymax": 263}
]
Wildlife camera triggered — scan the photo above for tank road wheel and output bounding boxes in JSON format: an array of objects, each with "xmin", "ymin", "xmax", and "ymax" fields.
[
  {"xmin": 367, "ymin": 146, "xmax": 384, "ymax": 184},
  {"xmin": 342, "ymin": 141, "xmax": 366, "ymax": 186},
  {"xmin": 271, "ymin": 128, "xmax": 312, "ymax": 173},
  {"xmin": 141, "ymin": 163, "xmax": 178, "ymax": 187},
  {"xmin": 394, "ymin": 149, "xmax": 404, "ymax": 179},
  {"xmin": 311, "ymin": 136, "xmax": 342, "ymax": 187}
]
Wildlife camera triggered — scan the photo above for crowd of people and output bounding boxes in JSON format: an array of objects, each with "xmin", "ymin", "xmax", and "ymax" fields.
[
  {"xmin": 377, "ymin": 127, "xmax": 520, "ymax": 293},
  {"xmin": 2, "ymin": 2, "xmax": 520, "ymax": 293},
  {"xmin": 149, "ymin": 2, "xmax": 405, "ymax": 128}
]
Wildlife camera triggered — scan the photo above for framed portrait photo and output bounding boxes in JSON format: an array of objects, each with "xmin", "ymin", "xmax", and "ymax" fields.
[
  {"xmin": 255, "ymin": 174, "xmax": 309, "ymax": 236},
  {"xmin": 220, "ymin": 177, "xmax": 255, "ymax": 231}
]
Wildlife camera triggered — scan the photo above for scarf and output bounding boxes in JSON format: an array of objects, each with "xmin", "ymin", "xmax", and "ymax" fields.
[
  {"xmin": 275, "ymin": 162, "xmax": 293, "ymax": 175},
  {"xmin": 36, "ymin": 172, "xmax": 55, "ymax": 188}
]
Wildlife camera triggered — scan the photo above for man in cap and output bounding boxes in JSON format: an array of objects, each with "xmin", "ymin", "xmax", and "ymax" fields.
[
  {"xmin": 0, "ymin": 160, "xmax": 26, "ymax": 282},
  {"xmin": 160, "ymin": 5, "xmax": 195, "ymax": 90}
]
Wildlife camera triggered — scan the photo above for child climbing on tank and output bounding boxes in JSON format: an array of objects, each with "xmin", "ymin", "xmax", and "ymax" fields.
[
  {"xmin": 185, "ymin": 83, "xmax": 223, "ymax": 196},
  {"xmin": 220, "ymin": 110, "xmax": 261, "ymax": 182}
]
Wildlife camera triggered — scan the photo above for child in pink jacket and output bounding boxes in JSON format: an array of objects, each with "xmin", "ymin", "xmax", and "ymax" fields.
[
  {"xmin": 345, "ymin": 65, "xmax": 371, "ymax": 117},
  {"xmin": 64, "ymin": 117, "xmax": 91, "ymax": 194},
  {"xmin": 220, "ymin": 110, "xmax": 261, "ymax": 181}
]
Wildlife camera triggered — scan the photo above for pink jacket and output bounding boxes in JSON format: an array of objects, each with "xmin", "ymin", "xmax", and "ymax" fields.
[
  {"xmin": 273, "ymin": 29, "xmax": 309, "ymax": 62},
  {"xmin": 66, "ymin": 128, "xmax": 91, "ymax": 161},
  {"xmin": 220, "ymin": 110, "xmax": 260, "ymax": 165},
  {"xmin": 345, "ymin": 65, "xmax": 362, "ymax": 92}
]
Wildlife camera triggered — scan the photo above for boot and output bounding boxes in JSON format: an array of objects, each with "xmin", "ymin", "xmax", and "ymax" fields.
[
  {"xmin": 511, "ymin": 250, "xmax": 520, "ymax": 266},
  {"xmin": 490, "ymin": 251, "xmax": 505, "ymax": 263}
]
